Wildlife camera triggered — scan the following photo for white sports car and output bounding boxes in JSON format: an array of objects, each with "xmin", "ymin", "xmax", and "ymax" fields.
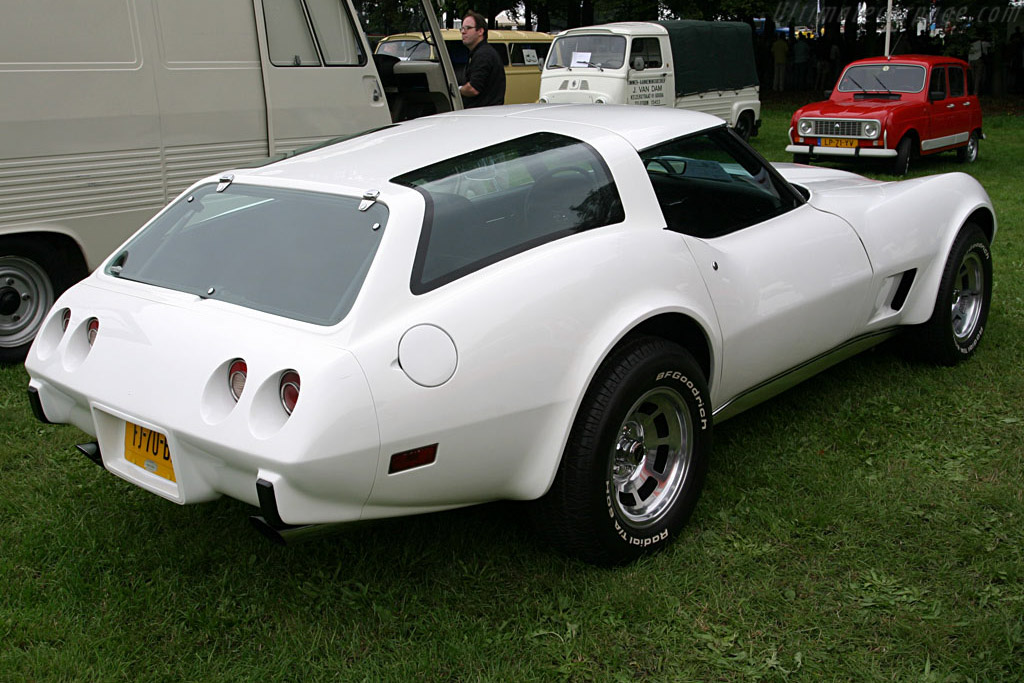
[{"xmin": 25, "ymin": 105, "xmax": 994, "ymax": 565}]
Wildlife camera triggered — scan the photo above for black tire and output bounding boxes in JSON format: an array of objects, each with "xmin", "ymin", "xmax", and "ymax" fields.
[
  {"xmin": 957, "ymin": 131, "xmax": 979, "ymax": 164},
  {"xmin": 733, "ymin": 112, "xmax": 754, "ymax": 142},
  {"xmin": 905, "ymin": 223, "xmax": 991, "ymax": 366},
  {"xmin": 531, "ymin": 337, "xmax": 712, "ymax": 565},
  {"xmin": 793, "ymin": 153, "xmax": 810, "ymax": 165},
  {"xmin": 892, "ymin": 137, "xmax": 913, "ymax": 175},
  {"xmin": 0, "ymin": 237, "xmax": 78, "ymax": 364}
]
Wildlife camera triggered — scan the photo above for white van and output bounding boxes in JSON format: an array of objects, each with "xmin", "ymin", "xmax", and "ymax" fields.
[
  {"xmin": 0, "ymin": 0, "xmax": 459, "ymax": 362},
  {"xmin": 539, "ymin": 21, "xmax": 761, "ymax": 140}
]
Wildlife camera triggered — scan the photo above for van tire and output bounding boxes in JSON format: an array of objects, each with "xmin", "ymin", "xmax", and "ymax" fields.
[
  {"xmin": 0, "ymin": 237, "xmax": 81, "ymax": 364},
  {"xmin": 733, "ymin": 111, "xmax": 755, "ymax": 141}
]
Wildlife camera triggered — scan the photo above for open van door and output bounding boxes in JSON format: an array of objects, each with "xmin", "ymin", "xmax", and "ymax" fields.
[{"xmin": 253, "ymin": 0, "xmax": 460, "ymax": 155}]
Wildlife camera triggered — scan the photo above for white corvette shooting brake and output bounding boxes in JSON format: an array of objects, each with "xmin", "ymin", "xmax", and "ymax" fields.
[{"xmin": 26, "ymin": 105, "xmax": 995, "ymax": 565}]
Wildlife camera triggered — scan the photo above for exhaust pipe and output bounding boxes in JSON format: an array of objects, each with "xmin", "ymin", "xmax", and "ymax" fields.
[
  {"xmin": 251, "ymin": 476, "xmax": 349, "ymax": 545},
  {"xmin": 249, "ymin": 515, "xmax": 347, "ymax": 545},
  {"xmin": 76, "ymin": 441, "xmax": 105, "ymax": 469}
]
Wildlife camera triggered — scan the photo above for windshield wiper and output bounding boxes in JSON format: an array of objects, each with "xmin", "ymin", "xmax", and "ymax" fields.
[
  {"xmin": 845, "ymin": 74, "xmax": 868, "ymax": 93},
  {"xmin": 869, "ymin": 74, "xmax": 892, "ymax": 94}
]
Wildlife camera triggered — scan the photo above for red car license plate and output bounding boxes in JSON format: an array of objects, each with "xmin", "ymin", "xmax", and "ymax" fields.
[{"xmin": 821, "ymin": 137, "xmax": 857, "ymax": 148}]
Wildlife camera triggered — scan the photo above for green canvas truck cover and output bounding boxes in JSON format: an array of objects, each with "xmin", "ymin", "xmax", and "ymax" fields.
[{"xmin": 656, "ymin": 20, "xmax": 759, "ymax": 96}]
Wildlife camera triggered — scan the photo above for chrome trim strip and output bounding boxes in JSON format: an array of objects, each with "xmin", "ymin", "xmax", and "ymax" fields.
[
  {"xmin": 920, "ymin": 132, "xmax": 970, "ymax": 151},
  {"xmin": 712, "ymin": 329, "xmax": 900, "ymax": 423}
]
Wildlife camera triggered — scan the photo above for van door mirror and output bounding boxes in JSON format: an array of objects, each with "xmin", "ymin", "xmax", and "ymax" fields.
[
  {"xmin": 929, "ymin": 90, "xmax": 946, "ymax": 101},
  {"xmin": 631, "ymin": 56, "xmax": 645, "ymax": 71}
]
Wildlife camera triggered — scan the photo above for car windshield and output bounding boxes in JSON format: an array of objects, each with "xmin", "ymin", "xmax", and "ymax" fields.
[
  {"xmin": 376, "ymin": 38, "xmax": 431, "ymax": 61},
  {"xmin": 546, "ymin": 34, "xmax": 626, "ymax": 69},
  {"xmin": 105, "ymin": 184, "xmax": 388, "ymax": 326},
  {"xmin": 838, "ymin": 63, "xmax": 926, "ymax": 93}
]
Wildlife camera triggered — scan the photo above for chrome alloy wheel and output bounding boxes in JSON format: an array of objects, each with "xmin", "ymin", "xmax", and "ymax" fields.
[
  {"xmin": 609, "ymin": 387, "xmax": 693, "ymax": 528},
  {"xmin": 0, "ymin": 255, "xmax": 54, "ymax": 349},
  {"xmin": 951, "ymin": 250, "xmax": 985, "ymax": 343}
]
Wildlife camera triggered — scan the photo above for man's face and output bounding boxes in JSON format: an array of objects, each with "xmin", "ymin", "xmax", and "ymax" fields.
[{"xmin": 461, "ymin": 17, "xmax": 483, "ymax": 49}]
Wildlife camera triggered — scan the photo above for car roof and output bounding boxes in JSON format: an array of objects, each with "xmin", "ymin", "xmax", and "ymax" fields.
[
  {"xmin": 556, "ymin": 22, "xmax": 667, "ymax": 37},
  {"xmin": 846, "ymin": 54, "xmax": 969, "ymax": 68},
  {"xmin": 234, "ymin": 104, "xmax": 723, "ymax": 194}
]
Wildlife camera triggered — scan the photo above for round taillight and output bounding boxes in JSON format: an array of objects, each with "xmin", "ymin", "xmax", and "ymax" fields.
[
  {"xmin": 86, "ymin": 318, "xmax": 99, "ymax": 346},
  {"xmin": 228, "ymin": 359, "xmax": 247, "ymax": 402},
  {"xmin": 61, "ymin": 309, "xmax": 71, "ymax": 332},
  {"xmin": 280, "ymin": 370, "xmax": 300, "ymax": 415}
]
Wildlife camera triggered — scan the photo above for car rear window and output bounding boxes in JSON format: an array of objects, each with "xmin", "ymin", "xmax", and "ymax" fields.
[
  {"xmin": 393, "ymin": 132, "xmax": 624, "ymax": 294},
  {"xmin": 105, "ymin": 183, "xmax": 387, "ymax": 326}
]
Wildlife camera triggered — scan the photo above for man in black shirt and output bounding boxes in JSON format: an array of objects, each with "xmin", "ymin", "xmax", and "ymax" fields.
[{"xmin": 458, "ymin": 11, "xmax": 505, "ymax": 108}]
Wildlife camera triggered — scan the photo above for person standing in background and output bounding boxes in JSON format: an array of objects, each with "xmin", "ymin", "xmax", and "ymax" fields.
[{"xmin": 458, "ymin": 10, "xmax": 506, "ymax": 108}]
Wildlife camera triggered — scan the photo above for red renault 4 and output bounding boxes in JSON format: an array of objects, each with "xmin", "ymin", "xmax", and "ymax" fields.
[{"xmin": 787, "ymin": 54, "xmax": 983, "ymax": 175}]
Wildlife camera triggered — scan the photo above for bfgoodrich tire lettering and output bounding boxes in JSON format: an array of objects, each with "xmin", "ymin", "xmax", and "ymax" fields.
[
  {"xmin": 906, "ymin": 223, "xmax": 991, "ymax": 366},
  {"xmin": 532, "ymin": 337, "xmax": 711, "ymax": 565}
]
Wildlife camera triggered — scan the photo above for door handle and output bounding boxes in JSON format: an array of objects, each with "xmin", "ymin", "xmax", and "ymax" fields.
[{"xmin": 947, "ymin": 103, "xmax": 955, "ymax": 109}]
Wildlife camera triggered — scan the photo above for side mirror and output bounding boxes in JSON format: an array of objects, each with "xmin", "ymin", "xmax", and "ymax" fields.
[
  {"xmin": 631, "ymin": 56, "xmax": 645, "ymax": 71},
  {"xmin": 824, "ymin": 89, "xmax": 832, "ymax": 99},
  {"xmin": 929, "ymin": 90, "xmax": 946, "ymax": 101}
]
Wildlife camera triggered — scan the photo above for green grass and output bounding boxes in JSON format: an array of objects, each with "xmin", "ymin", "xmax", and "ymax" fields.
[{"xmin": 3, "ymin": 100, "xmax": 1024, "ymax": 680}]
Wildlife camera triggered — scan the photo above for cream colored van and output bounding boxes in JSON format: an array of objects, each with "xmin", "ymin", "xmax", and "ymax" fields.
[
  {"xmin": 376, "ymin": 29, "xmax": 553, "ymax": 105},
  {"xmin": 0, "ymin": 0, "xmax": 459, "ymax": 362}
]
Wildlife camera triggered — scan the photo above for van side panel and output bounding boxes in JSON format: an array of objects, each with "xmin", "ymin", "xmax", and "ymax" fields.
[
  {"xmin": 0, "ymin": 0, "xmax": 164, "ymax": 264},
  {"xmin": 148, "ymin": 0, "xmax": 271, "ymax": 198},
  {"xmin": 254, "ymin": 0, "xmax": 391, "ymax": 152}
]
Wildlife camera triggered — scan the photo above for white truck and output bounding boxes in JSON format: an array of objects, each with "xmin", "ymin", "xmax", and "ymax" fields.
[
  {"xmin": 539, "ymin": 21, "xmax": 760, "ymax": 140},
  {"xmin": 0, "ymin": 0, "xmax": 460, "ymax": 362}
]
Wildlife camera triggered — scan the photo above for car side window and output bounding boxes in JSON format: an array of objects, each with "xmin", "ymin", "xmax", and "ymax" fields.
[
  {"xmin": 930, "ymin": 67, "xmax": 947, "ymax": 97},
  {"xmin": 640, "ymin": 128, "xmax": 799, "ymax": 239},
  {"xmin": 948, "ymin": 66, "xmax": 966, "ymax": 97},
  {"xmin": 510, "ymin": 43, "xmax": 549, "ymax": 66},
  {"xmin": 395, "ymin": 133, "xmax": 625, "ymax": 294}
]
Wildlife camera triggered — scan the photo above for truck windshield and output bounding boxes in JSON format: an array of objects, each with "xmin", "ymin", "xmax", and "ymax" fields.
[
  {"xmin": 105, "ymin": 184, "xmax": 388, "ymax": 326},
  {"xmin": 546, "ymin": 34, "xmax": 626, "ymax": 69},
  {"xmin": 838, "ymin": 64, "xmax": 926, "ymax": 93}
]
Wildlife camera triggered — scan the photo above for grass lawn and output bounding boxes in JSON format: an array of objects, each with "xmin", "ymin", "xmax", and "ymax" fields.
[{"xmin": 2, "ymin": 98, "xmax": 1023, "ymax": 680}]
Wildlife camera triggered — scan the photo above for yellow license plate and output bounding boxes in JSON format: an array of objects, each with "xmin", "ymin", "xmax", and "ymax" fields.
[
  {"xmin": 821, "ymin": 137, "xmax": 857, "ymax": 148},
  {"xmin": 124, "ymin": 422, "xmax": 176, "ymax": 482}
]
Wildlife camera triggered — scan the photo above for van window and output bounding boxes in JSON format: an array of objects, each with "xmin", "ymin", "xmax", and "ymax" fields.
[
  {"xmin": 263, "ymin": 0, "xmax": 365, "ymax": 67},
  {"xmin": 305, "ymin": 0, "xmax": 366, "ymax": 65},
  {"xmin": 629, "ymin": 38, "xmax": 663, "ymax": 69},
  {"xmin": 395, "ymin": 133, "xmax": 624, "ymax": 293},
  {"xmin": 264, "ymin": 0, "xmax": 321, "ymax": 66},
  {"xmin": 510, "ymin": 43, "xmax": 549, "ymax": 66},
  {"xmin": 546, "ymin": 35, "xmax": 626, "ymax": 69}
]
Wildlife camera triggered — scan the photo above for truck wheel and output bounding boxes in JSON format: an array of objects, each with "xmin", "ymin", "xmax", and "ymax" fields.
[
  {"xmin": 957, "ymin": 132, "xmax": 979, "ymax": 164},
  {"xmin": 531, "ymin": 337, "xmax": 712, "ymax": 565},
  {"xmin": 904, "ymin": 223, "xmax": 991, "ymax": 366},
  {"xmin": 0, "ymin": 238, "xmax": 74, "ymax": 364},
  {"xmin": 733, "ymin": 112, "xmax": 755, "ymax": 141},
  {"xmin": 892, "ymin": 137, "xmax": 912, "ymax": 175}
]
